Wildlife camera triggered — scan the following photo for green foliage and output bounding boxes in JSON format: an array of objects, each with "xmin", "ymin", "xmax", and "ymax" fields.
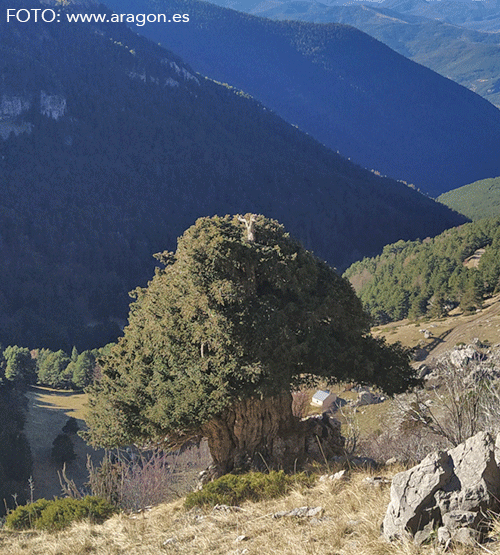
[
  {"xmin": 87, "ymin": 215, "xmax": 415, "ymax": 450},
  {"xmin": 51, "ymin": 433, "xmax": 76, "ymax": 466},
  {"xmin": 345, "ymin": 216, "xmax": 500, "ymax": 324},
  {"xmin": 5, "ymin": 496, "xmax": 117, "ymax": 531},
  {"xmin": 184, "ymin": 471, "xmax": 314, "ymax": 509},
  {"xmin": 438, "ymin": 177, "xmax": 500, "ymax": 221},
  {"xmin": 2, "ymin": 346, "xmax": 36, "ymax": 387},
  {"xmin": 26, "ymin": 347, "xmax": 98, "ymax": 389},
  {"xmin": 71, "ymin": 351, "xmax": 96, "ymax": 389},
  {"xmin": 4, "ymin": 499, "xmax": 50, "ymax": 530},
  {"xmin": 37, "ymin": 349, "xmax": 71, "ymax": 388}
]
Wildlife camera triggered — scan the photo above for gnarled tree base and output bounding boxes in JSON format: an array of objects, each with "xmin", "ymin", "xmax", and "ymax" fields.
[{"xmin": 200, "ymin": 392, "xmax": 344, "ymax": 481}]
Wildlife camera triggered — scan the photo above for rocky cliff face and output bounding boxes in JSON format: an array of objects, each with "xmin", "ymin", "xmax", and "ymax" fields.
[{"xmin": 0, "ymin": 91, "xmax": 67, "ymax": 139}]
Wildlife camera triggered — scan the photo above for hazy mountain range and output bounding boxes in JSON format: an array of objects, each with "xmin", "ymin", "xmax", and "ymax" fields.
[{"xmin": 237, "ymin": 1, "xmax": 500, "ymax": 108}]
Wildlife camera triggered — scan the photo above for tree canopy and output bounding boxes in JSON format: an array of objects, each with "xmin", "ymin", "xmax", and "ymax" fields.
[{"xmin": 86, "ymin": 215, "xmax": 414, "ymax": 470}]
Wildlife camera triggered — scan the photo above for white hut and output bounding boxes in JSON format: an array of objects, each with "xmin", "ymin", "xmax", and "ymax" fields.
[{"xmin": 311, "ymin": 390, "xmax": 337, "ymax": 410}]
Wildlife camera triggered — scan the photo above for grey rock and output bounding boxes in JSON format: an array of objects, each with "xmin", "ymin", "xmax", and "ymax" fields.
[
  {"xmin": 450, "ymin": 527, "xmax": 481, "ymax": 545},
  {"xmin": 442, "ymin": 511, "xmax": 480, "ymax": 530},
  {"xmin": 382, "ymin": 449, "xmax": 451, "ymax": 540},
  {"xmin": 364, "ymin": 476, "xmax": 391, "ymax": 488},
  {"xmin": 382, "ymin": 432, "xmax": 500, "ymax": 545},
  {"xmin": 320, "ymin": 469, "xmax": 347, "ymax": 482},
  {"xmin": 417, "ymin": 365, "xmax": 431, "ymax": 379},
  {"xmin": 413, "ymin": 348, "xmax": 428, "ymax": 362},
  {"xmin": 357, "ymin": 390, "xmax": 382, "ymax": 406},
  {"xmin": 213, "ymin": 504, "xmax": 242, "ymax": 512},
  {"xmin": 437, "ymin": 526, "xmax": 451, "ymax": 545},
  {"xmin": 413, "ymin": 521, "xmax": 437, "ymax": 546},
  {"xmin": 449, "ymin": 346, "xmax": 481, "ymax": 368},
  {"xmin": 273, "ymin": 506, "xmax": 324, "ymax": 519}
]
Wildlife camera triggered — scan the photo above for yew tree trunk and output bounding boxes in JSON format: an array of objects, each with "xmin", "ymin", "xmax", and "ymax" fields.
[{"xmin": 201, "ymin": 392, "xmax": 344, "ymax": 478}]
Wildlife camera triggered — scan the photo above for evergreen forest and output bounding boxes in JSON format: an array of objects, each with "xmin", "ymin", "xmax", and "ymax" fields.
[{"xmin": 344, "ymin": 216, "xmax": 500, "ymax": 323}]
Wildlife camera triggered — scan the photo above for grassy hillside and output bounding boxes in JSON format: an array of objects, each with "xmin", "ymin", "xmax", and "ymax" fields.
[
  {"xmin": 438, "ymin": 177, "xmax": 500, "ymax": 221},
  {"xmin": 102, "ymin": 0, "xmax": 500, "ymax": 196},
  {"xmin": 1, "ymin": 466, "xmax": 499, "ymax": 554},
  {"xmin": 0, "ymin": 468, "xmax": 472, "ymax": 554}
]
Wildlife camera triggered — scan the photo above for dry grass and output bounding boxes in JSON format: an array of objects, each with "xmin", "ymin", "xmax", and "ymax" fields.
[
  {"xmin": 1, "ymin": 469, "xmax": 496, "ymax": 555},
  {"xmin": 28, "ymin": 386, "xmax": 89, "ymax": 421},
  {"xmin": 371, "ymin": 293, "xmax": 500, "ymax": 357}
]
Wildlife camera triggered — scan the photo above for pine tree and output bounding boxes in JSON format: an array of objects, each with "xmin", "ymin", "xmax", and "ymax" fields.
[
  {"xmin": 37, "ymin": 350, "xmax": 71, "ymax": 388},
  {"xmin": 71, "ymin": 351, "xmax": 96, "ymax": 389},
  {"xmin": 3, "ymin": 346, "xmax": 36, "ymax": 387}
]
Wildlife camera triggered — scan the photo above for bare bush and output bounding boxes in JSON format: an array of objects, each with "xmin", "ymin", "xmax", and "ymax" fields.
[
  {"xmin": 338, "ymin": 405, "xmax": 360, "ymax": 456},
  {"xmin": 393, "ymin": 360, "xmax": 500, "ymax": 448},
  {"xmin": 359, "ymin": 427, "xmax": 448, "ymax": 465},
  {"xmin": 87, "ymin": 442, "xmax": 212, "ymax": 511},
  {"xmin": 292, "ymin": 390, "xmax": 310, "ymax": 418}
]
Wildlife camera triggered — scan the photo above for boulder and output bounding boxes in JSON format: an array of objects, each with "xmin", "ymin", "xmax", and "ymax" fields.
[
  {"xmin": 448, "ymin": 346, "xmax": 482, "ymax": 368},
  {"xmin": 413, "ymin": 348, "xmax": 428, "ymax": 362},
  {"xmin": 303, "ymin": 413, "xmax": 345, "ymax": 460},
  {"xmin": 382, "ymin": 431, "xmax": 500, "ymax": 545},
  {"xmin": 356, "ymin": 390, "xmax": 384, "ymax": 406},
  {"xmin": 417, "ymin": 364, "xmax": 431, "ymax": 380}
]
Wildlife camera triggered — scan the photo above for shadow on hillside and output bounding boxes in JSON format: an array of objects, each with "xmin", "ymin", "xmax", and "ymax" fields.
[
  {"xmin": 30, "ymin": 385, "xmax": 82, "ymax": 398},
  {"xmin": 424, "ymin": 329, "xmax": 452, "ymax": 356},
  {"xmin": 25, "ymin": 387, "xmax": 105, "ymax": 501}
]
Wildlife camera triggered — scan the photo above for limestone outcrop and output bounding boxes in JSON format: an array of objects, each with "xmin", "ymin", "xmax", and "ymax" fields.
[{"xmin": 382, "ymin": 431, "xmax": 500, "ymax": 545}]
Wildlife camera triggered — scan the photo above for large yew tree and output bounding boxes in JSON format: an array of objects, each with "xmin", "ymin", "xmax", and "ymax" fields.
[{"xmin": 86, "ymin": 215, "xmax": 415, "ymax": 474}]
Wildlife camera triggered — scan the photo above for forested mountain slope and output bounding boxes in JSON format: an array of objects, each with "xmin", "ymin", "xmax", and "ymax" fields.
[
  {"xmin": 438, "ymin": 178, "xmax": 500, "ymax": 221},
  {"xmin": 102, "ymin": 0, "xmax": 500, "ymax": 195},
  {"xmin": 245, "ymin": 2, "xmax": 500, "ymax": 108},
  {"xmin": 0, "ymin": 0, "xmax": 465, "ymax": 349},
  {"xmin": 344, "ymin": 217, "xmax": 500, "ymax": 323}
]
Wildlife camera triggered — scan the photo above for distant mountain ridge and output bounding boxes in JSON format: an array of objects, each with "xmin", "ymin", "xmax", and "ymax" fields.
[
  {"xmin": 203, "ymin": 0, "xmax": 500, "ymax": 32},
  {"xmin": 102, "ymin": 0, "xmax": 500, "ymax": 195},
  {"xmin": 0, "ymin": 0, "xmax": 465, "ymax": 349},
  {"xmin": 380, "ymin": 0, "xmax": 500, "ymax": 32},
  {"xmin": 237, "ymin": 1, "xmax": 500, "ymax": 108}
]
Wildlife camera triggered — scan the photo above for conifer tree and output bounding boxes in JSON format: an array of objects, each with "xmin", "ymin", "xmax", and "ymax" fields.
[
  {"xmin": 86, "ymin": 215, "xmax": 414, "ymax": 475},
  {"xmin": 3, "ymin": 346, "xmax": 36, "ymax": 387}
]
